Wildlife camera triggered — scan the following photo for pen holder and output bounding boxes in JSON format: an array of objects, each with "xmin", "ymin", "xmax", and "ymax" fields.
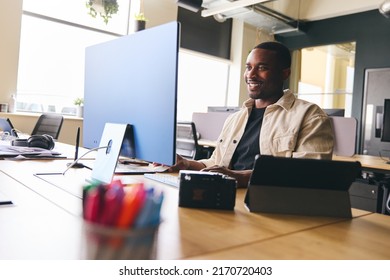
[{"xmin": 81, "ymin": 222, "xmax": 159, "ymax": 260}]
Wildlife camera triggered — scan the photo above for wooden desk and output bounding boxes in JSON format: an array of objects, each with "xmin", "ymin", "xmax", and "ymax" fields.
[
  {"xmin": 187, "ymin": 212, "xmax": 390, "ymax": 260},
  {"xmin": 0, "ymin": 170, "xmax": 83, "ymax": 259},
  {"xmin": 1, "ymin": 158, "xmax": 390, "ymax": 260},
  {"xmin": 0, "ymin": 159, "xmax": 91, "ymax": 217},
  {"xmin": 333, "ymin": 154, "xmax": 390, "ymax": 214},
  {"xmin": 333, "ymin": 154, "xmax": 390, "ymax": 174}
]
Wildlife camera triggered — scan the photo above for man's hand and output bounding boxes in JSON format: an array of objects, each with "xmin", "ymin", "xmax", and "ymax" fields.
[
  {"xmin": 166, "ymin": 154, "xmax": 206, "ymax": 172},
  {"xmin": 167, "ymin": 154, "xmax": 190, "ymax": 172},
  {"xmin": 201, "ymin": 165, "xmax": 252, "ymax": 188}
]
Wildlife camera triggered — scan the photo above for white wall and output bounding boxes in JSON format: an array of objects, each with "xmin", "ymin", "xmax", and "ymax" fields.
[
  {"xmin": 0, "ymin": 0, "xmax": 22, "ymax": 105},
  {"xmin": 143, "ymin": 0, "xmax": 178, "ymax": 29}
]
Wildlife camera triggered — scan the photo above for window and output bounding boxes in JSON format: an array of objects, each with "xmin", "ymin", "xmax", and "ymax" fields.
[
  {"xmin": 177, "ymin": 50, "xmax": 230, "ymax": 121},
  {"xmin": 17, "ymin": 0, "xmax": 127, "ymax": 115},
  {"xmin": 17, "ymin": 13, "xmax": 118, "ymax": 114}
]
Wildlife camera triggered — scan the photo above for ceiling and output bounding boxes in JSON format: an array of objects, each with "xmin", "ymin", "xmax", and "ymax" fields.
[{"xmin": 199, "ymin": 0, "xmax": 385, "ymax": 34}]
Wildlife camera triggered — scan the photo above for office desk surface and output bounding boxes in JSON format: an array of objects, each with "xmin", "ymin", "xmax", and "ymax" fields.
[
  {"xmin": 187, "ymin": 212, "xmax": 390, "ymax": 260},
  {"xmin": 0, "ymin": 170, "xmax": 83, "ymax": 259},
  {"xmin": 194, "ymin": 149, "xmax": 390, "ymax": 174},
  {"xmin": 0, "ymin": 159, "xmax": 90, "ymax": 217},
  {"xmin": 0, "ymin": 159, "xmax": 388, "ymax": 260},
  {"xmin": 333, "ymin": 154, "xmax": 390, "ymax": 173}
]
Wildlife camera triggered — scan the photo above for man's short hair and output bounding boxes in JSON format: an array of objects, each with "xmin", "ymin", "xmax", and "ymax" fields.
[{"xmin": 254, "ymin": 41, "xmax": 291, "ymax": 69}]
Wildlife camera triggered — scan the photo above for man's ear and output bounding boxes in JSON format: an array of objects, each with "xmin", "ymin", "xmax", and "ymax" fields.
[{"xmin": 282, "ymin": 68, "xmax": 291, "ymax": 80}]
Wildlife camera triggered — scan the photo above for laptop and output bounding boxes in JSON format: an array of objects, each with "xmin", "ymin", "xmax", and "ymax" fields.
[
  {"xmin": 34, "ymin": 123, "xmax": 141, "ymax": 198},
  {"xmin": 245, "ymin": 155, "xmax": 362, "ymax": 218},
  {"xmin": 0, "ymin": 117, "xmax": 18, "ymax": 138}
]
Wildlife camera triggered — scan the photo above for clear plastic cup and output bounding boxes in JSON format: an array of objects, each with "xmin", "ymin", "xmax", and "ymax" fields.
[{"xmin": 81, "ymin": 222, "xmax": 159, "ymax": 260}]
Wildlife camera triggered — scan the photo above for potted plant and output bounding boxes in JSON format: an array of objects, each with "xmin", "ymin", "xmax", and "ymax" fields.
[
  {"xmin": 74, "ymin": 97, "xmax": 84, "ymax": 117},
  {"xmin": 133, "ymin": 12, "xmax": 148, "ymax": 31},
  {"xmin": 86, "ymin": 0, "xmax": 119, "ymax": 24},
  {"xmin": 132, "ymin": 0, "xmax": 147, "ymax": 32}
]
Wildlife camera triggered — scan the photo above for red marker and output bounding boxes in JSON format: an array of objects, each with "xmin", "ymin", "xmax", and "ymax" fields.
[
  {"xmin": 84, "ymin": 187, "xmax": 101, "ymax": 223},
  {"xmin": 99, "ymin": 184, "xmax": 125, "ymax": 226}
]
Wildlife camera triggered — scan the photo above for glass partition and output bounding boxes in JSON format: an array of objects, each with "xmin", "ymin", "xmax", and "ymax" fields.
[{"xmin": 294, "ymin": 42, "xmax": 356, "ymax": 117}]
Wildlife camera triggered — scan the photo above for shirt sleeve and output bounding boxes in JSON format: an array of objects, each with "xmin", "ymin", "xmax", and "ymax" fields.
[{"xmin": 292, "ymin": 110, "xmax": 334, "ymax": 160}]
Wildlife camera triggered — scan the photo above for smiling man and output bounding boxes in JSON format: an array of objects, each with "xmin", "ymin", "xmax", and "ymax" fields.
[{"xmin": 169, "ymin": 41, "xmax": 334, "ymax": 187}]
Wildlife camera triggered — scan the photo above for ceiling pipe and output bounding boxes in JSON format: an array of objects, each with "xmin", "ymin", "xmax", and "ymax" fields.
[
  {"xmin": 379, "ymin": 0, "xmax": 390, "ymax": 18},
  {"xmin": 177, "ymin": 0, "xmax": 203, "ymax": 13},
  {"xmin": 201, "ymin": 0, "xmax": 272, "ymax": 17}
]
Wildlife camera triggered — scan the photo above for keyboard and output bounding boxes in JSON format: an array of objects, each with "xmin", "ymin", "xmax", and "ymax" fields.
[{"xmin": 144, "ymin": 173, "xmax": 179, "ymax": 188}]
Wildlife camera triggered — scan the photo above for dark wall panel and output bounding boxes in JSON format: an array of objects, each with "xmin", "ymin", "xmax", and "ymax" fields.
[{"xmin": 178, "ymin": 7, "xmax": 232, "ymax": 59}]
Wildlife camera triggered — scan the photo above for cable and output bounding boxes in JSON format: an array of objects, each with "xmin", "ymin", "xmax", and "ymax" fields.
[{"xmin": 62, "ymin": 146, "xmax": 108, "ymax": 175}]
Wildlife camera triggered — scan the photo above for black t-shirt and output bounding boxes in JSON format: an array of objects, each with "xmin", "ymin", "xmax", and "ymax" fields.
[{"xmin": 231, "ymin": 107, "xmax": 265, "ymax": 170}]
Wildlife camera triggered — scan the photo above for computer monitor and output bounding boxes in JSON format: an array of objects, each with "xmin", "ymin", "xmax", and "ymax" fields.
[
  {"xmin": 83, "ymin": 21, "xmax": 180, "ymax": 166},
  {"xmin": 381, "ymin": 99, "xmax": 390, "ymax": 142}
]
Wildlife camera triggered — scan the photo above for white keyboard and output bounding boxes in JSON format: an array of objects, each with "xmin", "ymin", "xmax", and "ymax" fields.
[{"xmin": 144, "ymin": 173, "xmax": 179, "ymax": 188}]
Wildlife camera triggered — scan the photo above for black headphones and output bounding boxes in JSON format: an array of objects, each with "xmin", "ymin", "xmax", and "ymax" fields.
[{"xmin": 11, "ymin": 134, "xmax": 55, "ymax": 150}]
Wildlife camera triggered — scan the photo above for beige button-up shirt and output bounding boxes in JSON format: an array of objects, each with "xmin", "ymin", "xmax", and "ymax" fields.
[{"xmin": 198, "ymin": 90, "xmax": 334, "ymax": 169}]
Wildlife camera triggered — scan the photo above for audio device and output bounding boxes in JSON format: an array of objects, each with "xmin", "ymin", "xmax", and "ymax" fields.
[{"xmin": 11, "ymin": 134, "xmax": 55, "ymax": 150}]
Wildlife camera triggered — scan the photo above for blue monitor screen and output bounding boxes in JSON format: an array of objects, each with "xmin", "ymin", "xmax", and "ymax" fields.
[{"xmin": 83, "ymin": 21, "xmax": 180, "ymax": 166}]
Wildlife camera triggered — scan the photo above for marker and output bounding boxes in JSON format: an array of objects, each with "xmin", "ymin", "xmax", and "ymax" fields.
[
  {"xmin": 84, "ymin": 187, "xmax": 101, "ymax": 223},
  {"xmin": 99, "ymin": 182, "xmax": 125, "ymax": 225},
  {"xmin": 134, "ymin": 189, "xmax": 162, "ymax": 228},
  {"xmin": 82, "ymin": 182, "xmax": 100, "ymax": 218},
  {"xmin": 116, "ymin": 184, "xmax": 146, "ymax": 229},
  {"xmin": 149, "ymin": 191, "xmax": 164, "ymax": 226}
]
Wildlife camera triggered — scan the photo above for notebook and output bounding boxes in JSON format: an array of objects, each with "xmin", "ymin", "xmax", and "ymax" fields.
[
  {"xmin": 245, "ymin": 155, "xmax": 362, "ymax": 218},
  {"xmin": 34, "ymin": 123, "xmax": 141, "ymax": 198}
]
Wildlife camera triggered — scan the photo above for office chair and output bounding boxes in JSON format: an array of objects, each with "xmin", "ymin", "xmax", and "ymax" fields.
[
  {"xmin": 329, "ymin": 116, "xmax": 357, "ymax": 157},
  {"xmin": 31, "ymin": 113, "xmax": 64, "ymax": 139},
  {"xmin": 176, "ymin": 121, "xmax": 202, "ymax": 160}
]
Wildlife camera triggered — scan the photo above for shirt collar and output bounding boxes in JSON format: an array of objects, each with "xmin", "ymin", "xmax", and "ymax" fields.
[{"xmin": 243, "ymin": 89, "xmax": 296, "ymax": 111}]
